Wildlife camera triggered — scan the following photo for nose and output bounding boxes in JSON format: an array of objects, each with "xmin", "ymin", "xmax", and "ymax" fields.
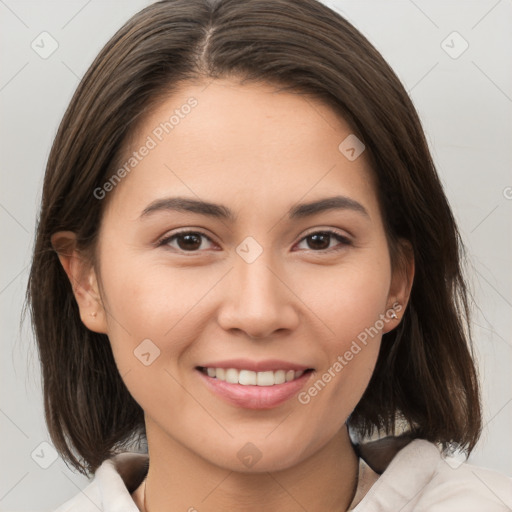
[{"xmin": 217, "ymin": 250, "xmax": 299, "ymax": 339}]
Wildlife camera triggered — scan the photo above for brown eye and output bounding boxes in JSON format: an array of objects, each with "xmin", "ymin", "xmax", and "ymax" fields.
[
  {"xmin": 159, "ymin": 231, "xmax": 215, "ymax": 252},
  {"xmin": 296, "ymin": 230, "xmax": 351, "ymax": 252}
]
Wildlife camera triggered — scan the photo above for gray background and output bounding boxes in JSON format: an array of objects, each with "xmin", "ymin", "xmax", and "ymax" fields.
[{"xmin": 1, "ymin": 1, "xmax": 511, "ymax": 510}]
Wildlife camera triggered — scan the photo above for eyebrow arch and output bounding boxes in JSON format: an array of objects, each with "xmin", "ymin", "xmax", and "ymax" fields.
[{"xmin": 140, "ymin": 195, "xmax": 370, "ymax": 221}]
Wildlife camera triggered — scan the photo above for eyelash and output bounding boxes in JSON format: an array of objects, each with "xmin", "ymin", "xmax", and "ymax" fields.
[{"xmin": 157, "ymin": 229, "xmax": 352, "ymax": 254}]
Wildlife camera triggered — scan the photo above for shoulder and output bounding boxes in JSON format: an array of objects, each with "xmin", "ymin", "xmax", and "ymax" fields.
[
  {"xmin": 354, "ymin": 437, "xmax": 512, "ymax": 512},
  {"xmin": 54, "ymin": 453, "xmax": 148, "ymax": 511},
  {"xmin": 416, "ymin": 444, "xmax": 512, "ymax": 511},
  {"xmin": 53, "ymin": 460, "xmax": 110, "ymax": 512}
]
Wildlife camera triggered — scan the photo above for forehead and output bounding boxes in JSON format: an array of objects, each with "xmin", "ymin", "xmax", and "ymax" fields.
[{"xmin": 105, "ymin": 78, "xmax": 379, "ymax": 220}]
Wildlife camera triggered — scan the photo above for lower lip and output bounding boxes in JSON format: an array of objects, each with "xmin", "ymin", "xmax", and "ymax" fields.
[{"xmin": 197, "ymin": 369, "xmax": 313, "ymax": 409}]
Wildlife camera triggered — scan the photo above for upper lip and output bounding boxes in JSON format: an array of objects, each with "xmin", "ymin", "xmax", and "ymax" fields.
[{"xmin": 197, "ymin": 359, "xmax": 313, "ymax": 372}]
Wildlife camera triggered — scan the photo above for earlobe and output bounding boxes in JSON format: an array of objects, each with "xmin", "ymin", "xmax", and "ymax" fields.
[
  {"xmin": 383, "ymin": 239, "xmax": 415, "ymax": 333},
  {"xmin": 50, "ymin": 231, "xmax": 108, "ymax": 334}
]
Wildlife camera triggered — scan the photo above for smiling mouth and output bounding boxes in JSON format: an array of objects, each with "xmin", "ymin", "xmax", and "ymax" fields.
[{"xmin": 197, "ymin": 366, "xmax": 314, "ymax": 386}]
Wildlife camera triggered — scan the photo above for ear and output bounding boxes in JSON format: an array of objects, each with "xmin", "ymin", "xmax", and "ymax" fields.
[
  {"xmin": 383, "ymin": 238, "xmax": 415, "ymax": 334},
  {"xmin": 50, "ymin": 231, "xmax": 108, "ymax": 334}
]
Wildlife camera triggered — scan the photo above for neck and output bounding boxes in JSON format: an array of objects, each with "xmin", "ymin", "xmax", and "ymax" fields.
[{"xmin": 137, "ymin": 420, "xmax": 359, "ymax": 512}]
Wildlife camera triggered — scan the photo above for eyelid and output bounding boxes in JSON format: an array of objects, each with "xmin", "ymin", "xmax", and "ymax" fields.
[
  {"xmin": 156, "ymin": 228, "xmax": 217, "ymax": 248},
  {"xmin": 300, "ymin": 226, "xmax": 353, "ymax": 242},
  {"xmin": 293, "ymin": 228, "xmax": 353, "ymax": 252}
]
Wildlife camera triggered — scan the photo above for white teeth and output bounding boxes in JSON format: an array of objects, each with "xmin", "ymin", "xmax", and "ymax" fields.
[
  {"xmin": 257, "ymin": 371, "xmax": 274, "ymax": 386},
  {"xmin": 203, "ymin": 367, "xmax": 308, "ymax": 386},
  {"xmin": 225, "ymin": 368, "xmax": 239, "ymax": 384},
  {"xmin": 274, "ymin": 370, "xmax": 286, "ymax": 385},
  {"xmin": 239, "ymin": 370, "xmax": 257, "ymax": 385}
]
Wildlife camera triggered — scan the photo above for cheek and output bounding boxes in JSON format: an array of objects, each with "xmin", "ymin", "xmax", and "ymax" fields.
[
  {"xmin": 99, "ymin": 251, "xmax": 216, "ymax": 335},
  {"xmin": 302, "ymin": 252, "xmax": 391, "ymax": 344},
  {"xmin": 95, "ymin": 257, "xmax": 182, "ymax": 375},
  {"xmin": 96, "ymin": 259, "xmax": 195, "ymax": 413},
  {"xmin": 296, "ymin": 254, "xmax": 390, "ymax": 412},
  {"xmin": 296, "ymin": 321, "xmax": 382, "ymax": 443},
  {"xmin": 96, "ymin": 253, "xmax": 233, "ymax": 414}
]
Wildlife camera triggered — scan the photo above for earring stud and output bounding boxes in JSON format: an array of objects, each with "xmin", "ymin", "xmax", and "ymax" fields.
[
  {"xmin": 90, "ymin": 311, "xmax": 97, "ymax": 318},
  {"xmin": 390, "ymin": 310, "xmax": 398, "ymax": 319}
]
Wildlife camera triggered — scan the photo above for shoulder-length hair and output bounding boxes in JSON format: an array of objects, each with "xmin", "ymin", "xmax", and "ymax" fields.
[{"xmin": 26, "ymin": 0, "xmax": 481, "ymax": 476}]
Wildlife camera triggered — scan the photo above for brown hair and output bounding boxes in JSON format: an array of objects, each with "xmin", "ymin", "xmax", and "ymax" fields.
[{"xmin": 26, "ymin": 0, "xmax": 481, "ymax": 476}]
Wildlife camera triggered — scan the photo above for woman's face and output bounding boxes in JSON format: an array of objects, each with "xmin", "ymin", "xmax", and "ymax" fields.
[{"xmin": 84, "ymin": 78, "xmax": 410, "ymax": 472}]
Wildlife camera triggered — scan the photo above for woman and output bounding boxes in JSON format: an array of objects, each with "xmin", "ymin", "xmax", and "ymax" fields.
[{"xmin": 27, "ymin": 0, "xmax": 512, "ymax": 510}]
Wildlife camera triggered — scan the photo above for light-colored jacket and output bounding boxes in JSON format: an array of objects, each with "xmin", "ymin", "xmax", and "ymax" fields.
[{"xmin": 54, "ymin": 438, "xmax": 512, "ymax": 511}]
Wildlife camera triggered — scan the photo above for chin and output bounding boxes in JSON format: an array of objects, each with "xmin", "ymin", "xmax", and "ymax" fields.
[{"xmin": 198, "ymin": 433, "xmax": 317, "ymax": 474}]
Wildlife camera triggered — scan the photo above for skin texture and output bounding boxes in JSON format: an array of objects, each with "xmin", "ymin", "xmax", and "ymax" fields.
[{"xmin": 53, "ymin": 79, "xmax": 414, "ymax": 511}]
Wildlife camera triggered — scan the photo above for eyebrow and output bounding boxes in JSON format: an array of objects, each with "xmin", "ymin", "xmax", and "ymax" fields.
[{"xmin": 140, "ymin": 195, "xmax": 370, "ymax": 221}]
